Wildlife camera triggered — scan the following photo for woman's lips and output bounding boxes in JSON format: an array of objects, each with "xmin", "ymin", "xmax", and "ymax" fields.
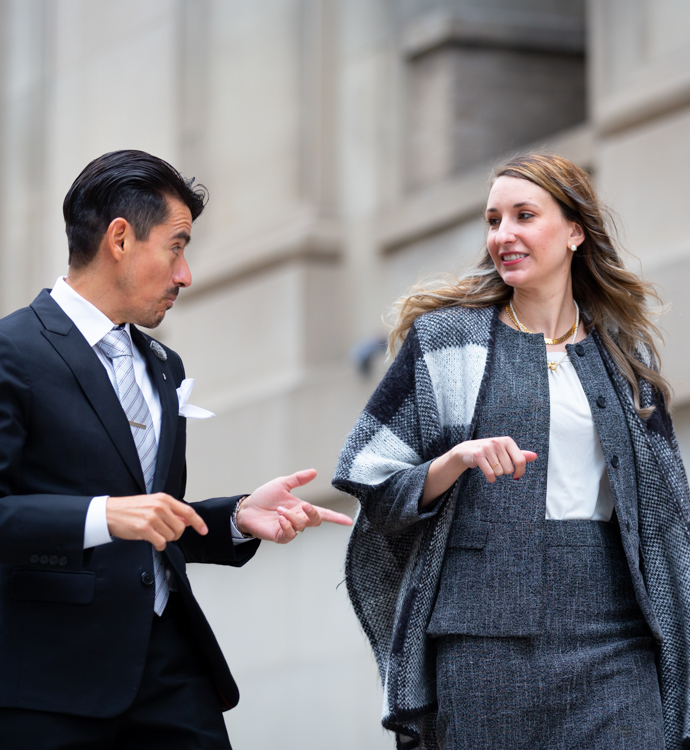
[{"xmin": 501, "ymin": 253, "xmax": 527, "ymax": 266}]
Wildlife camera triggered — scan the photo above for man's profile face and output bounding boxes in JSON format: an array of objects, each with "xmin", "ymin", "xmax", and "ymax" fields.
[{"xmin": 117, "ymin": 197, "xmax": 193, "ymax": 328}]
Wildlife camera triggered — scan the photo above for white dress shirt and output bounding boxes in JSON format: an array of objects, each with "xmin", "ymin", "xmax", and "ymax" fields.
[
  {"xmin": 545, "ymin": 351, "xmax": 615, "ymax": 521},
  {"xmin": 50, "ymin": 277, "xmax": 250, "ymax": 547}
]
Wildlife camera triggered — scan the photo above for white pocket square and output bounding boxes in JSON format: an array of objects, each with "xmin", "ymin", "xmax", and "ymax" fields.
[{"xmin": 177, "ymin": 378, "xmax": 215, "ymax": 419}]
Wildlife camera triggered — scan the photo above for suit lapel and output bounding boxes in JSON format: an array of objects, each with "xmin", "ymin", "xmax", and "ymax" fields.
[
  {"xmin": 130, "ymin": 326, "xmax": 178, "ymax": 493},
  {"xmin": 31, "ymin": 290, "xmax": 146, "ymax": 492}
]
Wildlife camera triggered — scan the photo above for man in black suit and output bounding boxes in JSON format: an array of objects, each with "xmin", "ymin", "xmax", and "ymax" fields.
[{"xmin": 0, "ymin": 150, "xmax": 352, "ymax": 749}]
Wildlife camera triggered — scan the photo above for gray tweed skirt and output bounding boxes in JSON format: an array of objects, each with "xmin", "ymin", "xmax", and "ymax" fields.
[{"xmin": 434, "ymin": 521, "xmax": 664, "ymax": 749}]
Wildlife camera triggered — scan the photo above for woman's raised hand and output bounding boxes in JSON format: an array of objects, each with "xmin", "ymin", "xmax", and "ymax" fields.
[
  {"xmin": 455, "ymin": 437, "xmax": 537, "ymax": 484},
  {"xmin": 421, "ymin": 437, "xmax": 537, "ymax": 506}
]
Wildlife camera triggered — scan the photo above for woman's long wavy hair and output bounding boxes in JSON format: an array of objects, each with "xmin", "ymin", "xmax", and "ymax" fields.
[{"xmin": 389, "ymin": 153, "xmax": 670, "ymax": 418}]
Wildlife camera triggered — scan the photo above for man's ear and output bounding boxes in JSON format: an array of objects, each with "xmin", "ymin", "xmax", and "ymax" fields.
[{"xmin": 104, "ymin": 217, "xmax": 132, "ymax": 263}]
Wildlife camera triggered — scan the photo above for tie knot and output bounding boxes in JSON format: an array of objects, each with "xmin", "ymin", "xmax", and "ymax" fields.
[{"xmin": 97, "ymin": 326, "xmax": 132, "ymax": 359}]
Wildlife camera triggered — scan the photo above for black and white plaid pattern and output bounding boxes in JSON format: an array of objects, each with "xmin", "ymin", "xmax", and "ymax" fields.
[
  {"xmin": 334, "ymin": 306, "xmax": 497, "ymax": 749},
  {"xmin": 97, "ymin": 326, "xmax": 169, "ymax": 617},
  {"xmin": 595, "ymin": 336, "xmax": 690, "ymax": 750},
  {"xmin": 334, "ymin": 306, "xmax": 690, "ymax": 750}
]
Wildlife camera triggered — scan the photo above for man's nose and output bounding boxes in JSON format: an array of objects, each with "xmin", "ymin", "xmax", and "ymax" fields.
[{"xmin": 174, "ymin": 256, "xmax": 192, "ymax": 288}]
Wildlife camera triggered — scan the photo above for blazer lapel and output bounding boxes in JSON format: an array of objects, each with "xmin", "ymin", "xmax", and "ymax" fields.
[
  {"xmin": 130, "ymin": 326, "xmax": 178, "ymax": 493},
  {"xmin": 31, "ymin": 290, "xmax": 146, "ymax": 492}
]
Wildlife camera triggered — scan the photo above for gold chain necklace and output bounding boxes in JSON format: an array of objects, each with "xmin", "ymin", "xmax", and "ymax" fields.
[
  {"xmin": 505, "ymin": 301, "xmax": 577, "ymax": 345},
  {"xmin": 506, "ymin": 300, "xmax": 580, "ymax": 373}
]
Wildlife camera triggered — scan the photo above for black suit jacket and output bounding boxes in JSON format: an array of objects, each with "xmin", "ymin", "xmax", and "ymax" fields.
[{"xmin": 0, "ymin": 290, "xmax": 259, "ymax": 717}]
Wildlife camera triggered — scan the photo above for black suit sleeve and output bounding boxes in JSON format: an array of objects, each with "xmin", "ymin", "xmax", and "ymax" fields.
[
  {"xmin": 177, "ymin": 496, "xmax": 260, "ymax": 566},
  {"xmin": 0, "ymin": 333, "xmax": 90, "ymax": 568}
]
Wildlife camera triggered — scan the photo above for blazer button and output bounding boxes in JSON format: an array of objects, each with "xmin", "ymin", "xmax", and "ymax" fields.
[
  {"xmin": 596, "ymin": 396, "xmax": 607, "ymax": 408},
  {"xmin": 40, "ymin": 555, "xmax": 49, "ymax": 565},
  {"xmin": 141, "ymin": 572, "xmax": 154, "ymax": 586},
  {"xmin": 611, "ymin": 455, "xmax": 620, "ymax": 468},
  {"xmin": 30, "ymin": 554, "xmax": 39, "ymax": 564},
  {"xmin": 625, "ymin": 519, "xmax": 631, "ymax": 532},
  {"xmin": 575, "ymin": 344, "xmax": 585, "ymax": 356},
  {"xmin": 49, "ymin": 555, "xmax": 58, "ymax": 566},
  {"xmin": 59, "ymin": 556, "xmax": 68, "ymax": 567}
]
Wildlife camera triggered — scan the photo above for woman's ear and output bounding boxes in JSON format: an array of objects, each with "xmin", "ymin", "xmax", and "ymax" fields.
[{"xmin": 569, "ymin": 222, "xmax": 585, "ymax": 247}]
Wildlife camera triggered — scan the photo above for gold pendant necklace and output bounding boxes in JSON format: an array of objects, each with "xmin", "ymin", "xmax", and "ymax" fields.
[
  {"xmin": 507, "ymin": 300, "xmax": 580, "ymax": 374},
  {"xmin": 505, "ymin": 302, "xmax": 577, "ymax": 345}
]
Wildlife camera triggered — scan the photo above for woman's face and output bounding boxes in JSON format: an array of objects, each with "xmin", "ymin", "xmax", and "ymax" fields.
[{"xmin": 485, "ymin": 175, "xmax": 583, "ymax": 295}]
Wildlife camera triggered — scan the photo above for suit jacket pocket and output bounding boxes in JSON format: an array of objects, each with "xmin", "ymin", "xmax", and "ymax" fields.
[
  {"xmin": 446, "ymin": 521, "xmax": 489, "ymax": 549},
  {"xmin": 10, "ymin": 569, "xmax": 96, "ymax": 604},
  {"xmin": 427, "ymin": 521, "xmax": 544, "ymax": 638}
]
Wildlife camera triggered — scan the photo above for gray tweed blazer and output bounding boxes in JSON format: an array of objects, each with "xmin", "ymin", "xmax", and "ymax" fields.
[
  {"xmin": 333, "ymin": 305, "xmax": 690, "ymax": 750},
  {"xmin": 426, "ymin": 321, "xmax": 661, "ymax": 642}
]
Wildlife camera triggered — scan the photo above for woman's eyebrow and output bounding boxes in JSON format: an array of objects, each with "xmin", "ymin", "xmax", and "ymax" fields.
[{"xmin": 485, "ymin": 201, "xmax": 539, "ymax": 213}]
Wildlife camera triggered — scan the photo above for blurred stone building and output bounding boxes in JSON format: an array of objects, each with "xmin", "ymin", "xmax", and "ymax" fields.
[{"xmin": 1, "ymin": 1, "xmax": 689, "ymax": 748}]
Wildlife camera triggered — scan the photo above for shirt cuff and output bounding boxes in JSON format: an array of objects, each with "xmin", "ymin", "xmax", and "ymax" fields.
[
  {"xmin": 230, "ymin": 515, "xmax": 254, "ymax": 544},
  {"xmin": 84, "ymin": 496, "xmax": 113, "ymax": 549}
]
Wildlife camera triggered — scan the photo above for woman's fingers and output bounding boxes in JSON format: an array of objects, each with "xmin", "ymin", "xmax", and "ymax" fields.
[
  {"xmin": 495, "ymin": 444, "xmax": 516, "ymax": 477},
  {"xmin": 472, "ymin": 438, "xmax": 537, "ymax": 483},
  {"xmin": 503, "ymin": 441, "xmax": 526, "ymax": 479},
  {"xmin": 476, "ymin": 454, "xmax": 500, "ymax": 483}
]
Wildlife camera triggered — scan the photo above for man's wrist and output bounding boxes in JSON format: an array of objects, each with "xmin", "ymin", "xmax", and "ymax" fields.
[{"xmin": 232, "ymin": 496, "xmax": 254, "ymax": 539}]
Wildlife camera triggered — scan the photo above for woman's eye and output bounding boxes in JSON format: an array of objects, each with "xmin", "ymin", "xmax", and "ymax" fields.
[
  {"xmin": 518, "ymin": 212, "xmax": 534, "ymax": 220},
  {"xmin": 487, "ymin": 217, "xmax": 500, "ymax": 227}
]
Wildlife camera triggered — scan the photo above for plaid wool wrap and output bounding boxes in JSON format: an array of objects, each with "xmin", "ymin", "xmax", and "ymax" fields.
[{"xmin": 333, "ymin": 305, "xmax": 690, "ymax": 750}]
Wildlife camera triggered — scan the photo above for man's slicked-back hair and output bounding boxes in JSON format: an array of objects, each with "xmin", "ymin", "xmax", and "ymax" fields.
[{"xmin": 63, "ymin": 150, "xmax": 208, "ymax": 269}]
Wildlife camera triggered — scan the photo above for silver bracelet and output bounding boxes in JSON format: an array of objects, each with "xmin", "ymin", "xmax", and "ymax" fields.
[{"xmin": 232, "ymin": 496, "xmax": 254, "ymax": 539}]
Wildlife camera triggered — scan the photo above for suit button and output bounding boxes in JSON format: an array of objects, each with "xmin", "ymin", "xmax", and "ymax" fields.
[
  {"xmin": 59, "ymin": 556, "xmax": 68, "ymax": 567},
  {"xmin": 49, "ymin": 555, "xmax": 58, "ymax": 566},
  {"xmin": 596, "ymin": 396, "xmax": 606, "ymax": 408},
  {"xmin": 40, "ymin": 555, "xmax": 49, "ymax": 565},
  {"xmin": 611, "ymin": 455, "xmax": 620, "ymax": 468},
  {"xmin": 30, "ymin": 554, "xmax": 39, "ymax": 564},
  {"xmin": 141, "ymin": 572, "xmax": 154, "ymax": 586},
  {"xmin": 626, "ymin": 519, "xmax": 631, "ymax": 532},
  {"xmin": 575, "ymin": 344, "xmax": 585, "ymax": 356}
]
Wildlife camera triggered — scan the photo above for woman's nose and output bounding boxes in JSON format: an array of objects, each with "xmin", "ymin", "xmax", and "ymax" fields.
[{"xmin": 495, "ymin": 220, "xmax": 516, "ymax": 246}]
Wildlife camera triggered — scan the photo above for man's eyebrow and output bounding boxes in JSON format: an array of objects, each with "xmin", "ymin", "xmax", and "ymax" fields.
[{"xmin": 171, "ymin": 230, "xmax": 191, "ymax": 244}]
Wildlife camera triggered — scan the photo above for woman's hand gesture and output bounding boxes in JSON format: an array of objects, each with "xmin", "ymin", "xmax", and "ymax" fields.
[
  {"xmin": 421, "ymin": 437, "xmax": 537, "ymax": 506},
  {"xmin": 453, "ymin": 437, "xmax": 538, "ymax": 484}
]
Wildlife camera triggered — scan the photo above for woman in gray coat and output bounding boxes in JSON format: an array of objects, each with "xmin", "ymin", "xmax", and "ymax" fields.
[{"xmin": 334, "ymin": 153, "xmax": 690, "ymax": 749}]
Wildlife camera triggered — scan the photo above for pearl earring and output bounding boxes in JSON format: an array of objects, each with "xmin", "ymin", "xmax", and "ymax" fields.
[{"xmin": 570, "ymin": 244, "xmax": 577, "ymax": 252}]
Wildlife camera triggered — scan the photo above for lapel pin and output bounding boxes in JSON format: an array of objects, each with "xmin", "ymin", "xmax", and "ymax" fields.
[
  {"xmin": 162, "ymin": 373, "xmax": 167, "ymax": 380},
  {"xmin": 149, "ymin": 340, "xmax": 167, "ymax": 361}
]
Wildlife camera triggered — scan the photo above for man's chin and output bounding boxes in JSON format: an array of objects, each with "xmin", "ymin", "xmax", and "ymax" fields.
[{"xmin": 133, "ymin": 310, "xmax": 166, "ymax": 330}]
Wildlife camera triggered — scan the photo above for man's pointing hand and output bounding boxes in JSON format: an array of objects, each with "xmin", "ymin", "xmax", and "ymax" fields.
[{"xmin": 235, "ymin": 469, "xmax": 353, "ymax": 543}]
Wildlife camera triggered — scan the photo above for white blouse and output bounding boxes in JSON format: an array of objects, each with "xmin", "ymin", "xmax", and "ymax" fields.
[{"xmin": 545, "ymin": 351, "xmax": 614, "ymax": 521}]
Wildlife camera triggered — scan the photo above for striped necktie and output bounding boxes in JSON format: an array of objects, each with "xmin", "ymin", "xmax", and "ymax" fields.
[{"xmin": 97, "ymin": 326, "xmax": 169, "ymax": 616}]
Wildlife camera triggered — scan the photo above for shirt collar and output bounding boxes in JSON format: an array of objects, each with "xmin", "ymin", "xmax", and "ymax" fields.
[{"xmin": 50, "ymin": 277, "xmax": 132, "ymax": 348}]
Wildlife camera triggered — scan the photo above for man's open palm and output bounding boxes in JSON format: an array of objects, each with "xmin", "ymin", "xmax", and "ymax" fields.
[{"xmin": 236, "ymin": 469, "xmax": 353, "ymax": 543}]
